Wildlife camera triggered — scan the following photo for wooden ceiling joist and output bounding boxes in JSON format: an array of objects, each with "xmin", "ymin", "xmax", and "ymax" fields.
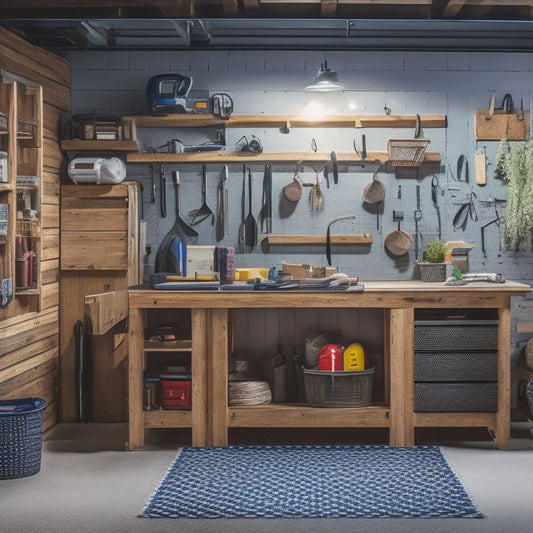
[
  {"xmin": 222, "ymin": 0, "xmax": 239, "ymax": 16},
  {"xmin": 321, "ymin": 0, "xmax": 338, "ymax": 18}
]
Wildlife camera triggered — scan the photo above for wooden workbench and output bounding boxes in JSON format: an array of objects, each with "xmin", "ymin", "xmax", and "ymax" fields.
[{"xmin": 124, "ymin": 280, "xmax": 530, "ymax": 450}]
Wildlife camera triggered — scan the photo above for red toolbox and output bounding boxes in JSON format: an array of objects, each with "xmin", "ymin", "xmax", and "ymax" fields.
[{"xmin": 160, "ymin": 378, "xmax": 191, "ymax": 410}]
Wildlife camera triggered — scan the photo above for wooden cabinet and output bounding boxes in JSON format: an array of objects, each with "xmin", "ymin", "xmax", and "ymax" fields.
[
  {"xmin": 59, "ymin": 182, "xmax": 141, "ymax": 422},
  {"xmin": 0, "ymin": 80, "xmax": 43, "ymax": 315}
]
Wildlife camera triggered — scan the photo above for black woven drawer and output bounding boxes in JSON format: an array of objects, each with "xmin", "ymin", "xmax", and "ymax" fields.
[
  {"xmin": 415, "ymin": 351, "xmax": 497, "ymax": 381},
  {"xmin": 414, "ymin": 382, "xmax": 498, "ymax": 412},
  {"xmin": 414, "ymin": 320, "xmax": 498, "ymax": 352}
]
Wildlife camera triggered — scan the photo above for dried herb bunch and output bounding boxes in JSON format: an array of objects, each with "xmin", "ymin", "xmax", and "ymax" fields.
[{"xmin": 496, "ymin": 139, "xmax": 533, "ymax": 250}]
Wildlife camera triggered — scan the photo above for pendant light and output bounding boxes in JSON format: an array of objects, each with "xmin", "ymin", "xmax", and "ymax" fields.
[{"xmin": 305, "ymin": 60, "xmax": 345, "ymax": 92}]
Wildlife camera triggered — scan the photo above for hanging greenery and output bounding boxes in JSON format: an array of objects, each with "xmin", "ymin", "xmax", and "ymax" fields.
[{"xmin": 495, "ymin": 139, "xmax": 533, "ymax": 251}]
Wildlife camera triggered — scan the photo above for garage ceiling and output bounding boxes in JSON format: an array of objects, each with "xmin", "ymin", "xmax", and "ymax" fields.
[{"xmin": 2, "ymin": 1, "xmax": 533, "ymax": 51}]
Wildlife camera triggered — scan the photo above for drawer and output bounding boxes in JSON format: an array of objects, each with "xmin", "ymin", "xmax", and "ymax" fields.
[
  {"xmin": 415, "ymin": 351, "xmax": 497, "ymax": 381},
  {"xmin": 415, "ymin": 320, "xmax": 498, "ymax": 351},
  {"xmin": 414, "ymin": 382, "xmax": 498, "ymax": 412}
]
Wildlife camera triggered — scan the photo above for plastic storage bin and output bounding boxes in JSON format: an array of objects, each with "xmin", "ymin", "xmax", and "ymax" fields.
[
  {"xmin": 0, "ymin": 397, "xmax": 47, "ymax": 479},
  {"xmin": 303, "ymin": 367, "xmax": 374, "ymax": 408},
  {"xmin": 160, "ymin": 379, "xmax": 192, "ymax": 410}
]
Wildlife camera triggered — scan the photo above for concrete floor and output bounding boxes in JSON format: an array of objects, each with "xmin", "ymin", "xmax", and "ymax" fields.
[{"xmin": 2, "ymin": 423, "xmax": 533, "ymax": 533}]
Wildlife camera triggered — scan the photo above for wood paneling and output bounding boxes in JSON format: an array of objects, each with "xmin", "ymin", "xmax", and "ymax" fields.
[{"xmin": 0, "ymin": 27, "xmax": 68, "ymax": 431}]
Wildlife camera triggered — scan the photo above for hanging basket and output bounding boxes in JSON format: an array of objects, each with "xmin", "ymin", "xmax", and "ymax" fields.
[{"xmin": 388, "ymin": 139, "xmax": 430, "ymax": 167}]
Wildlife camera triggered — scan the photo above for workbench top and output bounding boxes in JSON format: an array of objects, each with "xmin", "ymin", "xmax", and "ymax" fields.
[{"xmin": 128, "ymin": 279, "xmax": 531, "ymax": 309}]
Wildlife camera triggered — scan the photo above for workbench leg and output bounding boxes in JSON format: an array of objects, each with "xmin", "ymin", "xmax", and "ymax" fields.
[
  {"xmin": 127, "ymin": 307, "xmax": 145, "ymax": 450},
  {"xmin": 495, "ymin": 304, "xmax": 511, "ymax": 450},
  {"xmin": 389, "ymin": 308, "xmax": 415, "ymax": 446},
  {"xmin": 208, "ymin": 308, "xmax": 229, "ymax": 447},
  {"xmin": 191, "ymin": 309, "xmax": 208, "ymax": 447}
]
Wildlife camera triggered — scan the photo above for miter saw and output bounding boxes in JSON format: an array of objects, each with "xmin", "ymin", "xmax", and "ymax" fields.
[{"xmin": 146, "ymin": 74, "xmax": 233, "ymax": 119}]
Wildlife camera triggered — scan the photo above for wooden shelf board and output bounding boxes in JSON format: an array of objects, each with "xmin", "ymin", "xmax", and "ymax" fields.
[
  {"xmin": 144, "ymin": 339, "xmax": 192, "ymax": 351},
  {"xmin": 124, "ymin": 114, "xmax": 447, "ymax": 130},
  {"xmin": 61, "ymin": 140, "xmax": 140, "ymax": 152},
  {"xmin": 228, "ymin": 403, "xmax": 390, "ymax": 427},
  {"xmin": 127, "ymin": 151, "xmax": 441, "ymax": 164},
  {"xmin": 144, "ymin": 409, "xmax": 192, "ymax": 427},
  {"xmin": 517, "ymin": 322, "xmax": 533, "ymax": 333},
  {"xmin": 263, "ymin": 234, "xmax": 373, "ymax": 246}
]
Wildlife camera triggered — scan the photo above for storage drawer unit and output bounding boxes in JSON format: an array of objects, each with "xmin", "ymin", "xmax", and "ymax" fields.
[
  {"xmin": 414, "ymin": 382, "xmax": 498, "ymax": 412},
  {"xmin": 414, "ymin": 313, "xmax": 498, "ymax": 412}
]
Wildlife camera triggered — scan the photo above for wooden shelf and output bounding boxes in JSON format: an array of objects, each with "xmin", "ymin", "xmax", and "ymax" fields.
[
  {"xmin": 228, "ymin": 403, "xmax": 390, "ymax": 428},
  {"xmin": 144, "ymin": 339, "xmax": 192, "ymax": 351},
  {"xmin": 262, "ymin": 234, "xmax": 373, "ymax": 246},
  {"xmin": 125, "ymin": 113, "xmax": 447, "ymax": 130},
  {"xmin": 127, "ymin": 151, "xmax": 441, "ymax": 165},
  {"xmin": 61, "ymin": 140, "xmax": 140, "ymax": 152}
]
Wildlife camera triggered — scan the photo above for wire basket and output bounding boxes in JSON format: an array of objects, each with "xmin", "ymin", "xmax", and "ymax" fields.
[
  {"xmin": 303, "ymin": 366, "xmax": 374, "ymax": 408},
  {"xmin": 388, "ymin": 139, "xmax": 430, "ymax": 167},
  {"xmin": 0, "ymin": 397, "xmax": 47, "ymax": 479},
  {"xmin": 417, "ymin": 262, "xmax": 447, "ymax": 282},
  {"xmin": 0, "ymin": 110, "xmax": 8, "ymax": 132}
]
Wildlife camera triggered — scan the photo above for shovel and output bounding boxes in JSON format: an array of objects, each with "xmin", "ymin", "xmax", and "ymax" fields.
[
  {"xmin": 188, "ymin": 163, "xmax": 215, "ymax": 226},
  {"xmin": 155, "ymin": 171, "xmax": 198, "ymax": 273}
]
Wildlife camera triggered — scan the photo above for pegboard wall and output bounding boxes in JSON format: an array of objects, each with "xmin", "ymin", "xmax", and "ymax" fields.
[{"xmin": 65, "ymin": 48, "xmax": 533, "ymax": 359}]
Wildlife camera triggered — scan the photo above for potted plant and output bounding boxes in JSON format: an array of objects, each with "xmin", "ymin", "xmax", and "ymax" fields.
[{"xmin": 417, "ymin": 239, "xmax": 448, "ymax": 281}]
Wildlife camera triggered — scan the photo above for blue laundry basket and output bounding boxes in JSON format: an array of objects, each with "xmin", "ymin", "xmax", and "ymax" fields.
[{"xmin": 0, "ymin": 397, "xmax": 47, "ymax": 479}]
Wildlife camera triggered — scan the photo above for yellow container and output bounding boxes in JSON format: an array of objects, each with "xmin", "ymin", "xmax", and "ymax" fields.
[
  {"xmin": 343, "ymin": 343, "xmax": 365, "ymax": 371},
  {"xmin": 234, "ymin": 268, "xmax": 269, "ymax": 281}
]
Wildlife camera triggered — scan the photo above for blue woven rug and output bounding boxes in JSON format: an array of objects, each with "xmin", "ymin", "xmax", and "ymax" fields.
[{"xmin": 140, "ymin": 445, "xmax": 481, "ymax": 519}]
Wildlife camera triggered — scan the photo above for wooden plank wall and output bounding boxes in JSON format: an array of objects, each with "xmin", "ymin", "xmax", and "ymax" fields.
[{"xmin": 0, "ymin": 28, "xmax": 69, "ymax": 431}]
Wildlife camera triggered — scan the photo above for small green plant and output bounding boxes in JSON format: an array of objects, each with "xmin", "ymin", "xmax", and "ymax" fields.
[{"xmin": 422, "ymin": 239, "xmax": 448, "ymax": 263}]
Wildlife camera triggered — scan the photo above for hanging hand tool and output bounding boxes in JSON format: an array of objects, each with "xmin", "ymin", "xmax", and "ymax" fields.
[
  {"xmin": 188, "ymin": 163, "xmax": 215, "ymax": 226},
  {"xmin": 216, "ymin": 165, "xmax": 228, "ymax": 242},
  {"xmin": 361, "ymin": 134, "xmax": 367, "ymax": 167},
  {"xmin": 323, "ymin": 165, "xmax": 330, "ymax": 189},
  {"xmin": 326, "ymin": 216, "xmax": 356, "ymax": 266},
  {"xmin": 159, "ymin": 164, "xmax": 167, "ymax": 217},
  {"xmin": 237, "ymin": 165, "xmax": 246, "ymax": 251},
  {"xmin": 330, "ymin": 150, "xmax": 338, "ymax": 184},
  {"xmin": 149, "ymin": 164, "xmax": 156, "ymax": 203},
  {"xmin": 431, "ymin": 175, "xmax": 441, "ymax": 240},
  {"xmin": 414, "ymin": 184, "xmax": 422, "ymax": 260},
  {"xmin": 241, "ymin": 167, "xmax": 258, "ymax": 252},
  {"xmin": 456, "ymin": 155, "xmax": 469, "ymax": 183},
  {"xmin": 481, "ymin": 200, "xmax": 505, "ymax": 258},
  {"xmin": 259, "ymin": 163, "xmax": 273, "ymax": 234},
  {"xmin": 453, "ymin": 190, "xmax": 478, "ymax": 231}
]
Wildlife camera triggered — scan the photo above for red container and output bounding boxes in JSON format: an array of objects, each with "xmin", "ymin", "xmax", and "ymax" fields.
[
  {"xmin": 318, "ymin": 344, "xmax": 343, "ymax": 372},
  {"xmin": 160, "ymin": 379, "xmax": 191, "ymax": 410}
]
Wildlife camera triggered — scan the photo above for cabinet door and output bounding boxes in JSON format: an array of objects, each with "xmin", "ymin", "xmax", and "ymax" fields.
[{"xmin": 60, "ymin": 183, "xmax": 138, "ymax": 272}]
